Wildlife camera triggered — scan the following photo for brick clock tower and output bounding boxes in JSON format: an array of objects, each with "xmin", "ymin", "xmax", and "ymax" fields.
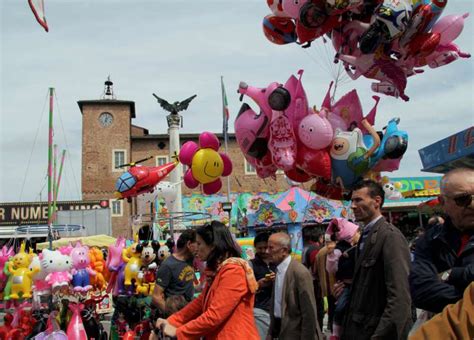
[{"xmin": 77, "ymin": 78, "xmax": 135, "ymax": 236}]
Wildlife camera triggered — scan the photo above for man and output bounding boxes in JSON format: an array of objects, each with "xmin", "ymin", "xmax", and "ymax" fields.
[
  {"xmin": 426, "ymin": 215, "xmax": 444, "ymax": 230},
  {"xmin": 249, "ymin": 232, "xmax": 276, "ymax": 340},
  {"xmin": 410, "ymin": 167, "xmax": 474, "ymax": 313},
  {"xmin": 266, "ymin": 232, "xmax": 322, "ymax": 340},
  {"xmin": 341, "ymin": 179, "xmax": 412, "ymax": 340},
  {"xmin": 152, "ymin": 229, "xmax": 197, "ymax": 315}
]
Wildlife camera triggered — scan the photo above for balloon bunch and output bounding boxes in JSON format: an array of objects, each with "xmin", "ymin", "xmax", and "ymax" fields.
[
  {"xmin": 263, "ymin": 0, "xmax": 471, "ymax": 101},
  {"xmin": 180, "ymin": 132, "xmax": 233, "ymax": 195},
  {"xmin": 235, "ymin": 71, "xmax": 409, "ymax": 199}
]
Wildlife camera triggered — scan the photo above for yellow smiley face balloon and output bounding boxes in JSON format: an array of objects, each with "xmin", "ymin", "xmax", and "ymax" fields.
[{"xmin": 191, "ymin": 148, "xmax": 224, "ymax": 184}]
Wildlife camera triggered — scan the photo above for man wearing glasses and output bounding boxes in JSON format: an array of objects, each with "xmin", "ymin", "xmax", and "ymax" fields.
[{"xmin": 410, "ymin": 167, "xmax": 474, "ymax": 313}]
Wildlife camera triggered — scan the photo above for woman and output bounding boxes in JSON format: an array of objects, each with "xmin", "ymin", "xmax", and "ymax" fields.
[{"xmin": 155, "ymin": 221, "xmax": 259, "ymax": 340}]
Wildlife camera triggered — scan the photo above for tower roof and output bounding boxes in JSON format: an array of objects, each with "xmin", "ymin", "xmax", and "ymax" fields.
[{"xmin": 77, "ymin": 99, "xmax": 136, "ymax": 118}]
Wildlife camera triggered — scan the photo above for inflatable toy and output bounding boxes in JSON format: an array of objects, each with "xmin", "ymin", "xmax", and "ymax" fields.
[
  {"xmin": 71, "ymin": 242, "xmax": 96, "ymax": 292},
  {"xmin": 180, "ymin": 132, "xmax": 233, "ymax": 194}
]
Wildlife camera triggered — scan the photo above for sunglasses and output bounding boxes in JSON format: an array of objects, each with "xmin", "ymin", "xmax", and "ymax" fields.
[{"xmin": 444, "ymin": 193, "xmax": 474, "ymax": 208}]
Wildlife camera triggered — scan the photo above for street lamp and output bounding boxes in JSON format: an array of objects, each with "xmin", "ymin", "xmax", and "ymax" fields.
[{"xmin": 221, "ymin": 201, "xmax": 232, "ymax": 227}]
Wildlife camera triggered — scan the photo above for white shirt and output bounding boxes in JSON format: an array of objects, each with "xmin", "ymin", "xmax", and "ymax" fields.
[{"xmin": 274, "ymin": 255, "xmax": 291, "ymax": 318}]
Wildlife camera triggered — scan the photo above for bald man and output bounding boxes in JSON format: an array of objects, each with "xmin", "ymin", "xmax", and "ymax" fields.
[
  {"xmin": 266, "ymin": 233, "xmax": 323, "ymax": 340},
  {"xmin": 410, "ymin": 167, "xmax": 474, "ymax": 313}
]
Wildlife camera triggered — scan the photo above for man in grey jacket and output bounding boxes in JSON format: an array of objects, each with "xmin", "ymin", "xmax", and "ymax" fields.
[
  {"xmin": 341, "ymin": 180, "xmax": 412, "ymax": 340},
  {"xmin": 266, "ymin": 232, "xmax": 323, "ymax": 340}
]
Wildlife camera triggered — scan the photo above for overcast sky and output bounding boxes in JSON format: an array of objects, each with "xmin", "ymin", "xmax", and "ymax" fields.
[{"xmin": 1, "ymin": 0, "xmax": 473, "ymax": 203}]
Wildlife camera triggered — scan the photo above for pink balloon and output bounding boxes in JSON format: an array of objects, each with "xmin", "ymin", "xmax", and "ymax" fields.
[
  {"xmin": 203, "ymin": 179, "xmax": 222, "ymax": 195},
  {"xmin": 107, "ymin": 237, "xmax": 125, "ymax": 272},
  {"xmin": 184, "ymin": 169, "xmax": 199, "ymax": 189},
  {"xmin": 220, "ymin": 153, "xmax": 233, "ymax": 176},
  {"xmin": 432, "ymin": 13, "xmax": 469, "ymax": 46},
  {"xmin": 179, "ymin": 141, "xmax": 199, "ymax": 166},
  {"xmin": 298, "ymin": 111, "xmax": 333, "ymax": 149},
  {"xmin": 269, "ymin": 111, "xmax": 297, "ymax": 171},
  {"xmin": 327, "ymin": 112, "xmax": 348, "ymax": 132},
  {"xmin": 284, "ymin": 70, "xmax": 309, "ymax": 133},
  {"xmin": 237, "ymin": 81, "xmax": 273, "ymax": 117},
  {"xmin": 67, "ymin": 303, "xmax": 88, "ymax": 340},
  {"xmin": 199, "ymin": 132, "xmax": 220, "ymax": 150}
]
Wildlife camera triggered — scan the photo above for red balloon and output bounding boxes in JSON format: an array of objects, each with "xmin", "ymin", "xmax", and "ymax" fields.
[
  {"xmin": 263, "ymin": 15, "xmax": 297, "ymax": 45},
  {"xmin": 123, "ymin": 331, "xmax": 137, "ymax": 340},
  {"xmin": 285, "ymin": 167, "xmax": 312, "ymax": 183},
  {"xmin": 310, "ymin": 179, "xmax": 344, "ymax": 200},
  {"xmin": 406, "ymin": 32, "xmax": 441, "ymax": 58},
  {"xmin": 296, "ymin": 144, "xmax": 331, "ymax": 180},
  {"xmin": 296, "ymin": 15, "xmax": 341, "ymax": 44}
]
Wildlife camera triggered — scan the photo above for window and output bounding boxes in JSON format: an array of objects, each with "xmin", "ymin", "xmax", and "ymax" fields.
[
  {"xmin": 156, "ymin": 155, "xmax": 169, "ymax": 166},
  {"xmin": 110, "ymin": 199, "xmax": 123, "ymax": 217},
  {"xmin": 244, "ymin": 159, "xmax": 257, "ymax": 175},
  {"xmin": 112, "ymin": 149, "xmax": 127, "ymax": 172}
]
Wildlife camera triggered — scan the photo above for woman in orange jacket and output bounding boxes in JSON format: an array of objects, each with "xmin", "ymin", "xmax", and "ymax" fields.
[{"xmin": 155, "ymin": 221, "xmax": 259, "ymax": 340}]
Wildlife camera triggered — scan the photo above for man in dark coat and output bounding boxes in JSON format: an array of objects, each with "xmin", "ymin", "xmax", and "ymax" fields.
[
  {"xmin": 410, "ymin": 167, "xmax": 474, "ymax": 313},
  {"xmin": 341, "ymin": 180, "xmax": 412, "ymax": 340}
]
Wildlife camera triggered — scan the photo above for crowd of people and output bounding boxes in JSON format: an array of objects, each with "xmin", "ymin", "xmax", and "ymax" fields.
[{"xmin": 149, "ymin": 167, "xmax": 473, "ymax": 340}]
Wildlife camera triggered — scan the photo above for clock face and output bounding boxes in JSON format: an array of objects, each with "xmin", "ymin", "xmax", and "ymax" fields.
[{"xmin": 99, "ymin": 112, "xmax": 113, "ymax": 127}]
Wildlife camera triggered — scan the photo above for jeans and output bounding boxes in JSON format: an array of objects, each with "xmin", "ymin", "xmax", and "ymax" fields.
[
  {"xmin": 334, "ymin": 286, "xmax": 351, "ymax": 325},
  {"xmin": 254, "ymin": 308, "xmax": 271, "ymax": 340}
]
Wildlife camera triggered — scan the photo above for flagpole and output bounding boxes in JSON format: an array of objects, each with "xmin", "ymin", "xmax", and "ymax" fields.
[
  {"xmin": 47, "ymin": 88, "xmax": 54, "ymax": 250},
  {"xmin": 221, "ymin": 76, "xmax": 231, "ymax": 203},
  {"xmin": 53, "ymin": 144, "xmax": 57, "ymax": 223},
  {"xmin": 54, "ymin": 150, "xmax": 66, "ymax": 222}
]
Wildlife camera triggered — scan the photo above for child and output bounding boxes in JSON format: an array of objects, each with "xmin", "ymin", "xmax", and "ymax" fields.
[{"xmin": 325, "ymin": 218, "xmax": 360, "ymax": 340}]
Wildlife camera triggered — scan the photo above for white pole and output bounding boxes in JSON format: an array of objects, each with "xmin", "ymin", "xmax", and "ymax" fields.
[{"xmin": 167, "ymin": 114, "xmax": 183, "ymax": 232}]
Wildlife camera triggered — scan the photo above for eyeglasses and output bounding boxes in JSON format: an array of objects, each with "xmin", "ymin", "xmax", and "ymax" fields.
[{"xmin": 443, "ymin": 193, "xmax": 474, "ymax": 208}]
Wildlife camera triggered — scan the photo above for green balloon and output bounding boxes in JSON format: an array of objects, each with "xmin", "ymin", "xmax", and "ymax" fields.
[{"xmin": 348, "ymin": 147, "xmax": 369, "ymax": 175}]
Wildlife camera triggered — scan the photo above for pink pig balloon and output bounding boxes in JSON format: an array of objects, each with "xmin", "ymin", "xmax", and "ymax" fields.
[{"xmin": 298, "ymin": 110, "xmax": 333, "ymax": 149}]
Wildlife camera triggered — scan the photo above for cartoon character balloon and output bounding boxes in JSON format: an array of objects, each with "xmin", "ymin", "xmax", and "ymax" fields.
[
  {"xmin": 7, "ymin": 243, "xmax": 38, "ymax": 299},
  {"xmin": 0, "ymin": 246, "xmax": 14, "ymax": 293},
  {"xmin": 42, "ymin": 249, "xmax": 73, "ymax": 290},
  {"xmin": 71, "ymin": 242, "xmax": 96, "ymax": 292},
  {"xmin": 180, "ymin": 132, "xmax": 233, "ymax": 195}
]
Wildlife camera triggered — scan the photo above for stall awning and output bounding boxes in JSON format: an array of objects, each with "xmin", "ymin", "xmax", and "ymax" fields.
[
  {"xmin": 36, "ymin": 234, "xmax": 117, "ymax": 250},
  {"xmin": 419, "ymin": 126, "xmax": 474, "ymax": 174}
]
